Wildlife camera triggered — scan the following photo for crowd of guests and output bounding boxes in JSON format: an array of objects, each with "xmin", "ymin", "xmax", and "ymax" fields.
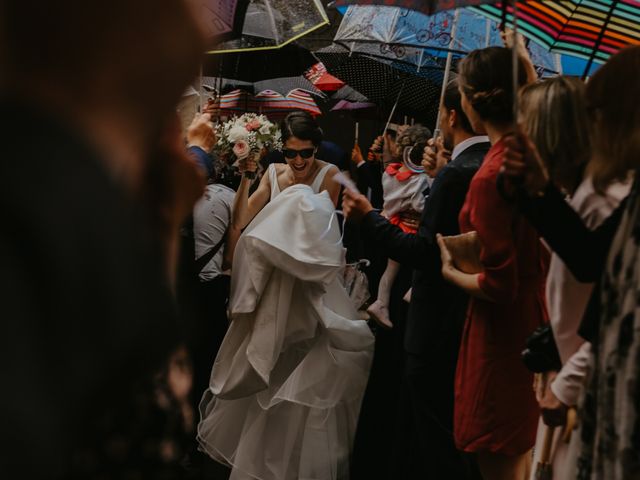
[
  {"xmin": 3, "ymin": 0, "xmax": 640, "ymax": 479},
  {"xmin": 342, "ymin": 44, "xmax": 640, "ymax": 480}
]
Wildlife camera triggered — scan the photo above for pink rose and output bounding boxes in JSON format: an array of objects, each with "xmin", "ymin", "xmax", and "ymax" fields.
[
  {"xmin": 233, "ymin": 140, "xmax": 250, "ymax": 159},
  {"xmin": 246, "ymin": 118, "xmax": 261, "ymax": 131}
]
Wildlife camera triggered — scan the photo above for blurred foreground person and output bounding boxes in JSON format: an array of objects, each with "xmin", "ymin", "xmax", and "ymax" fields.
[{"xmin": 0, "ymin": 0, "xmax": 206, "ymax": 478}]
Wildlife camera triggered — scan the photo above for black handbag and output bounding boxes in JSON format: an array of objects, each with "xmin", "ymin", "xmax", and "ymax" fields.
[{"xmin": 521, "ymin": 325, "xmax": 562, "ymax": 373}]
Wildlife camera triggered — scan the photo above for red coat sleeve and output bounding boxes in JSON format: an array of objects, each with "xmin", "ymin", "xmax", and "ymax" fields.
[{"xmin": 468, "ymin": 173, "xmax": 519, "ymax": 304}]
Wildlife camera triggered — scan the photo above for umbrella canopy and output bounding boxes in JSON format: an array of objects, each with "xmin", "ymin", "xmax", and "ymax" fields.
[
  {"xmin": 256, "ymin": 76, "xmax": 326, "ymax": 97},
  {"xmin": 331, "ymin": 99, "xmax": 376, "ymax": 111},
  {"xmin": 333, "ymin": 0, "xmax": 493, "ymax": 16},
  {"xmin": 203, "ymin": 43, "xmax": 318, "ymax": 81},
  {"xmin": 332, "ymin": 85, "xmax": 370, "ymax": 102},
  {"xmin": 470, "ymin": 1, "xmax": 640, "ymax": 67},
  {"xmin": 197, "ymin": 0, "xmax": 250, "ymax": 42},
  {"xmin": 334, "ymin": 5, "xmax": 583, "ymax": 77},
  {"xmin": 316, "ymin": 44, "xmax": 442, "ymax": 127},
  {"xmin": 256, "ymin": 89, "xmax": 322, "ymax": 115},
  {"xmin": 201, "ymin": 76, "xmax": 325, "ymax": 97},
  {"xmin": 216, "ymin": 89, "xmax": 322, "ymax": 117},
  {"xmin": 209, "ymin": 0, "xmax": 330, "ymax": 53}
]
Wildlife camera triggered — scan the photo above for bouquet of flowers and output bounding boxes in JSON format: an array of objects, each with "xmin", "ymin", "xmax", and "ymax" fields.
[{"xmin": 216, "ymin": 113, "xmax": 282, "ymax": 177}]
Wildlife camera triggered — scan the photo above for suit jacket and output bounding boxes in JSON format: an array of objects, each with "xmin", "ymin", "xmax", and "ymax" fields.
[
  {"xmin": 361, "ymin": 141, "xmax": 490, "ymax": 356},
  {"xmin": 356, "ymin": 161, "xmax": 384, "ymax": 209}
]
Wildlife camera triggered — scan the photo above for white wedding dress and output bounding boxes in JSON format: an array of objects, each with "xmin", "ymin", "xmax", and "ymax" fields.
[{"xmin": 198, "ymin": 164, "xmax": 374, "ymax": 480}]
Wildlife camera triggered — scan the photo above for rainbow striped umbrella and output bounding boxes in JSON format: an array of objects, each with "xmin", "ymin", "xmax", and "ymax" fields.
[
  {"xmin": 471, "ymin": 1, "xmax": 640, "ymax": 73},
  {"xmin": 217, "ymin": 89, "xmax": 321, "ymax": 118}
]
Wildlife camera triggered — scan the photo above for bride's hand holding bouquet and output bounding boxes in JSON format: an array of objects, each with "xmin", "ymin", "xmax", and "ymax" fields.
[{"xmin": 216, "ymin": 113, "xmax": 282, "ymax": 180}]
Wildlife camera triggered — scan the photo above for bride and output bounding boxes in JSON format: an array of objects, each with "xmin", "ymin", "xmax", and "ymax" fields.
[{"xmin": 197, "ymin": 111, "xmax": 374, "ymax": 480}]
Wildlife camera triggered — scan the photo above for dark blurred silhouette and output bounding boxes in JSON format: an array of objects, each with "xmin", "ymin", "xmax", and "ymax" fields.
[{"xmin": 0, "ymin": 0, "xmax": 207, "ymax": 477}]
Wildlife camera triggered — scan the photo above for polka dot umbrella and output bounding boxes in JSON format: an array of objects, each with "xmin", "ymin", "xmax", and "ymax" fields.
[{"xmin": 315, "ymin": 44, "xmax": 442, "ymax": 128}]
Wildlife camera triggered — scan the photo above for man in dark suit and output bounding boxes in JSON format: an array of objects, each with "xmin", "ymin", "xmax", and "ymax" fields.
[{"xmin": 343, "ymin": 79, "xmax": 490, "ymax": 478}]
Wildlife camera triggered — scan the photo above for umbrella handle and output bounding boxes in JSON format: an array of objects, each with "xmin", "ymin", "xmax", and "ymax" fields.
[
  {"xmin": 562, "ymin": 407, "xmax": 578, "ymax": 444},
  {"xmin": 539, "ymin": 425, "xmax": 555, "ymax": 464}
]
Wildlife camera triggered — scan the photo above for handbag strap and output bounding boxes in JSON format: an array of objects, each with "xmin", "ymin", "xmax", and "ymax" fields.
[{"xmin": 194, "ymin": 228, "xmax": 228, "ymax": 275}]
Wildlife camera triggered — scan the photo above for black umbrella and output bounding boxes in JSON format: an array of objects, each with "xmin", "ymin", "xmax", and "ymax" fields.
[
  {"xmin": 316, "ymin": 45, "xmax": 442, "ymax": 128},
  {"xmin": 332, "ymin": 85, "xmax": 369, "ymax": 103},
  {"xmin": 203, "ymin": 43, "xmax": 318, "ymax": 81}
]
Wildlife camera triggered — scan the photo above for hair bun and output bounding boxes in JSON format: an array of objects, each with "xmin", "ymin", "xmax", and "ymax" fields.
[{"xmin": 470, "ymin": 88, "xmax": 512, "ymax": 121}]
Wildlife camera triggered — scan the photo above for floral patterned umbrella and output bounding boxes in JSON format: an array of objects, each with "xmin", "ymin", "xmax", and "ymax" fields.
[
  {"xmin": 334, "ymin": 5, "xmax": 574, "ymax": 77},
  {"xmin": 333, "ymin": 0, "xmax": 493, "ymax": 16}
]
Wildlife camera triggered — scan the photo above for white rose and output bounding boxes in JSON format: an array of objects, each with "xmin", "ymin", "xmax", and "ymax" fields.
[
  {"xmin": 259, "ymin": 124, "xmax": 271, "ymax": 135},
  {"xmin": 228, "ymin": 125, "xmax": 248, "ymax": 143}
]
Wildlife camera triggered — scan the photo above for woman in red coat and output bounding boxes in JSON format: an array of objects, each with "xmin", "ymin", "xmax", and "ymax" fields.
[{"xmin": 437, "ymin": 47, "xmax": 548, "ymax": 480}]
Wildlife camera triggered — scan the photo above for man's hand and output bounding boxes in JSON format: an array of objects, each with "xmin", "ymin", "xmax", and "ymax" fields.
[
  {"xmin": 352, "ymin": 144, "xmax": 365, "ymax": 165},
  {"xmin": 423, "ymin": 137, "xmax": 451, "ymax": 178},
  {"xmin": 187, "ymin": 112, "xmax": 216, "ymax": 153},
  {"xmin": 540, "ymin": 373, "xmax": 569, "ymax": 427},
  {"xmin": 343, "ymin": 188, "xmax": 374, "ymax": 223}
]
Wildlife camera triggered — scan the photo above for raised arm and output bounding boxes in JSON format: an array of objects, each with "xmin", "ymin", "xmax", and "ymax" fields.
[
  {"xmin": 231, "ymin": 160, "xmax": 271, "ymax": 230},
  {"xmin": 501, "ymin": 133, "xmax": 631, "ymax": 282}
]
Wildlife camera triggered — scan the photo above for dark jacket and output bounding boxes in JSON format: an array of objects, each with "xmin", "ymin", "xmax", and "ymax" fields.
[
  {"xmin": 513, "ymin": 175, "xmax": 636, "ymax": 344},
  {"xmin": 361, "ymin": 141, "xmax": 490, "ymax": 355},
  {"xmin": 0, "ymin": 99, "xmax": 179, "ymax": 478},
  {"xmin": 356, "ymin": 161, "xmax": 384, "ymax": 210}
]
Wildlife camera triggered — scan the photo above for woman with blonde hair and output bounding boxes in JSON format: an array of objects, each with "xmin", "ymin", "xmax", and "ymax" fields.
[
  {"xmin": 517, "ymin": 76, "xmax": 631, "ymax": 480},
  {"xmin": 502, "ymin": 45, "xmax": 640, "ymax": 479}
]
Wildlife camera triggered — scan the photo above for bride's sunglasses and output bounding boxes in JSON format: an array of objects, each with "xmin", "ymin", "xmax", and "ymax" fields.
[{"xmin": 282, "ymin": 148, "xmax": 316, "ymax": 159}]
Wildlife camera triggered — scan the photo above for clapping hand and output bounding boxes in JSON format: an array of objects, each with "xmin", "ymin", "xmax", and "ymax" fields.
[{"xmin": 187, "ymin": 112, "xmax": 216, "ymax": 153}]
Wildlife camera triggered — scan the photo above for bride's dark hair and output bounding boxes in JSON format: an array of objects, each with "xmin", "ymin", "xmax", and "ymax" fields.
[{"xmin": 281, "ymin": 111, "xmax": 323, "ymax": 147}]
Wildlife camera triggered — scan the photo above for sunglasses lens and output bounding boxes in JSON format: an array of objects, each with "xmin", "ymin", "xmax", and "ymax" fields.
[
  {"xmin": 300, "ymin": 149, "xmax": 315, "ymax": 159},
  {"xmin": 283, "ymin": 148, "xmax": 315, "ymax": 159}
]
